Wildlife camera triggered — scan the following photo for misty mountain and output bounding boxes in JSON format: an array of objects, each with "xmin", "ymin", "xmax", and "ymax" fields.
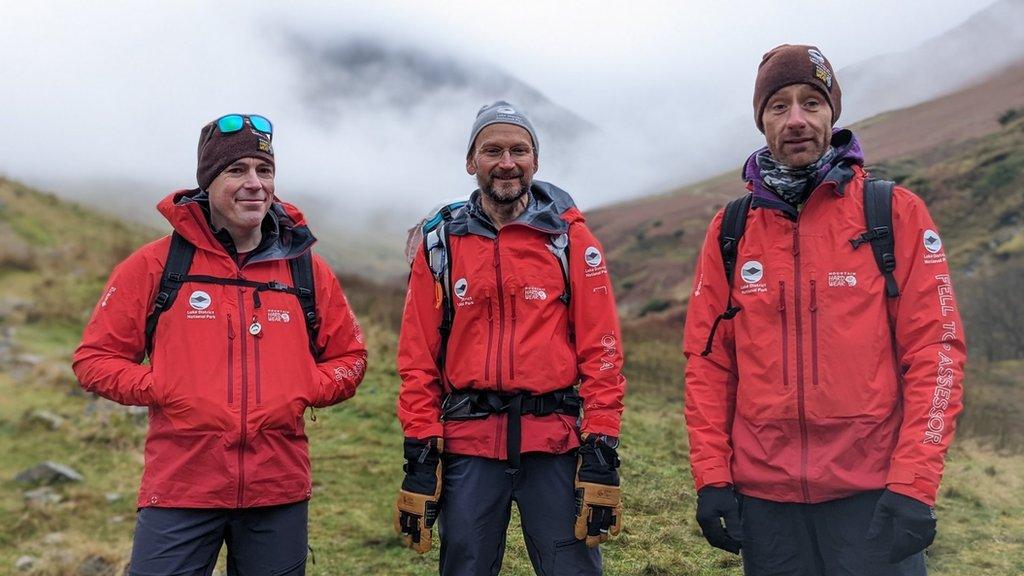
[
  {"xmin": 838, "ymin": 0, "xmax": 1024, "ymax": 122},
  {"xmin": 289, "ymin": 36, "xmax": 596, "ymax": 157},
  {"xmin": 680, "ymin": 0, "xmax": 1024, "ymax": 188}
]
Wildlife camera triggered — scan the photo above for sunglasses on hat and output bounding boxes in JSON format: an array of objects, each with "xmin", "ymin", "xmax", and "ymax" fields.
[{"xmin": 214, "ymin": 114, "xmax": 273, "ymax": 138}]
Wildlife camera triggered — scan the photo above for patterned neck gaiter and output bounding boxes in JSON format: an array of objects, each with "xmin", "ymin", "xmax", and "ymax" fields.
[{"xmin": 756, "ymin": 146, "xmax": 838, "ymax": 207}]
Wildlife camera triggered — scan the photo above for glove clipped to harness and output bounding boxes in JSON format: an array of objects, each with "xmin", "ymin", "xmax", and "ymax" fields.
[
  {"xmin": 695, "ymin": 485, "xmax": 743, "ymax": 554},
  {"xmin": 574, "ymin": 434, "xmax": 622, "ymax": 548},
  {"xmin": 866, "ymin": 489, "xmax": 936, "ymax": 563},
  {"xmin": 395, "ymin": 437, "xmax": 443, "ymax": 554}
]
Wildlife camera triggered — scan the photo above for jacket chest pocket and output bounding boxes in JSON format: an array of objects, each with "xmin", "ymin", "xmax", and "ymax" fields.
[
  {"xmin": 810, "ymin": 270, "xmax": 899, "ymax": 417},
  {"xmin": 733, "ymin": 271, "xmax": 796, "ymax": 420}
]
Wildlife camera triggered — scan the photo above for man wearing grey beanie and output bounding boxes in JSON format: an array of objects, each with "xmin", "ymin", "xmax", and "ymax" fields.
[
  {"xmin": 683, "ymin": 45, "xmax": 965, "ymax": 575},
  {"xmin": 395, "ymin": 101, "xmax": 628, "ymax": 575}
]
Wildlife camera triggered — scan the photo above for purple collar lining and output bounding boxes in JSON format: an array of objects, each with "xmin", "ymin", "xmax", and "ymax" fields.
[{"xmin": 742, "ymin": 128, "xmax": 864, "ymax": 208}]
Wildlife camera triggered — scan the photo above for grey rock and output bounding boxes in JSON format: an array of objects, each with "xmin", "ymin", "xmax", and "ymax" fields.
[
  {"xmin": 76, "ymin": 555, "xmax": 116, "ymax": 576},
  {"xmin": 14, "ymin": 461, "xmax": 84, "ymax": 485},
  {"xmin": 104, "ymin": 492, "xmax": 122, "ymax": 504},
  {"xmin": 23, "ymin": 486, "xmax": 62, "ymax": 505},
  {"xmin": 29, "ymin": 409, "xmax": 65, "ymax": 430},
  {"xmin": 16, "ymin": 353, "xmax": 42, "ymax": 366},
  {"xmin": 15, "ymin": 555, "xmax": 37, "ymax": 571},
  {"xmin": 0, "ymin": 299, "xmax": 32, "ymax": 322},
  {"xmin": 42, "ymin": 532, "xmax": 66, "ymax": 545}
]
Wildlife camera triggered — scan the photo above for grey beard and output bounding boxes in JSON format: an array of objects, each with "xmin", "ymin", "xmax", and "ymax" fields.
[{"xmin": 482, "ymin": 179, "xmax": 529, "ymax": 205}]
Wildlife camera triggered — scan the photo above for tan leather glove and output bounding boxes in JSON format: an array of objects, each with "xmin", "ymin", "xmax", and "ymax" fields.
[
  {"xmin": 395, "ymin": 437, "xmax": 443, "ymax": 553},
  {"xmin": 574, "ymin": 434, "xmax": 622, "ymax": 548}
]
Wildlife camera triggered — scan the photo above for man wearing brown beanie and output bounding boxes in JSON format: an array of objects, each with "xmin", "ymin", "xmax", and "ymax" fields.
[
  {"xmin": 74, "ymin": 114, "xmax": 368, "ymax": 575},
  {"xmin": 683, "ymin": 45, "xmax": 965, "ymax": 575}
]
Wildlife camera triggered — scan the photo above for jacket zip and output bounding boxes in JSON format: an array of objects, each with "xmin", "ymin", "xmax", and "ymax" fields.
[
  {"xmin": 227, "ymin": 314, "xmax": 235, "ymax": 405},
  {"xmin": 485, "ymin": 296, "xmax": 494, "ymax": 382},
  {"xmin": 493, "ymin": 239, "xmax": 506, "ymax": 392},
  {"xmin": 492, "ymin": 238, "xmax": 506, "ymax": 457},
  {"xmin": 778, "ymin": 282, "xmax": 788, "ymax": 389},
  {"xmin": 809, "ymin": 280, "xmax": 819, "ymax": 389},
  {"xmin": 253, "ymin": 314, "xmax": 262, "ymax": 407},
  {"xmin": 792, "ymin": 223, "xmax": 811, "ymax": 503},
  {"xmin": 237, "ymin": 286, "xmax": 249, "ymax": 508},
  {"xmin": 509, "ymin": 290, "xmax": 517, "ymax": 383}
]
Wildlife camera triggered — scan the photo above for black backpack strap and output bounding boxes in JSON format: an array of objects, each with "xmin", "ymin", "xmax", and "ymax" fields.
[
  {"xmin": 289, "ymin": 250, "xmax": 322, "ymax": 358},
  {"xmin": 436, "ymin": 222, "xmax": 455, "ymax": 377},
  {"xmin": 851, "ymin": 179, "xmax": 899, "ymax": 298},
  {"xmin": 145, "ymin": 232, "xmax": 195, "ymax": 356},
  {"xmin": 700, "ymin": 194, "xmax": 751, "ymax": 357},
  {"xmin": 720, "ymin": 193, "xmax": 752, "ymax": 285}
]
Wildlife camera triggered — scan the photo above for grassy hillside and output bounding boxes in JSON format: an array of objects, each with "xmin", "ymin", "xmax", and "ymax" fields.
[{"xmin": 1, "ymin": 179, "xmax": 1023, "ymax": 574}]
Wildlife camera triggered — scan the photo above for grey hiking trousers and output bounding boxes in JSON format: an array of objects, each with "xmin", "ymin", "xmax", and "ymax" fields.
[
  {"xmin": 739, "ymin": 490, "xmax": 927, "ymax": 576},
  {"xmin": 438, "ymin": 452, "xmax": 601, "ymax": 576}
]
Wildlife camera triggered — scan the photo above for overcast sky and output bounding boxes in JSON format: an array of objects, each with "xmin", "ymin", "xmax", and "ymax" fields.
[{"xmin": 0, "ymin": 0, "xmax": 993, "ymax": 223}]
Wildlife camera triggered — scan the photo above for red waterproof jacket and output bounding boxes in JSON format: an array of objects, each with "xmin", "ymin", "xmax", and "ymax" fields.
[
  {"xmin": 397, "ymin": 183, "xmax": 626, "ymax": 458},
  {"xmin": 74, "ymin": 190, "xmax": 367, "ymax": 509},
  {"xmin": 684, "ymin": 158, "xmax": 965, "ymax": 506}
]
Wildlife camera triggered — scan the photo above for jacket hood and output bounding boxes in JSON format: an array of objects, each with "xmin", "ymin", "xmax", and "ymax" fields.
[
  {"xmin": 157, "ymin": 189, "xmax": 316, "ymax": 262},
  {"xmin": 450, "ymin": 180, "xmax": 581, "ymax": 238},
  {"xmin": 743, "ymin": 128, "xmax": 864, "ymax": 214}
]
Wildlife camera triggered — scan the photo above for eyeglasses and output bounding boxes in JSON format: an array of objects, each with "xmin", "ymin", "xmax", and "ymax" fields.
[
  {"xmin": 215, "ymin": 114, "xmax": 273, "ymax": 138},
  {"xmin": 476, "ymin": 145, "xmax": 533, "ymax": 160}
]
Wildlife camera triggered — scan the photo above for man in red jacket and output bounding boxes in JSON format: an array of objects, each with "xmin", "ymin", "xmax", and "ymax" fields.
[
  {"xmin": 684, "ymin": 45, "xmax": 966, "ymax": 575},
  {"xmin": 395, "ymin": 101, "xmax": 627, "ymax": 575},
  {"xmin": 74, "ymin": 114, "xmax": 367, "ymax": 575}
]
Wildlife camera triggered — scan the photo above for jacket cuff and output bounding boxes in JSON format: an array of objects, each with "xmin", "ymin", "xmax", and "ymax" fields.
[
  {"xmin": 693, "ymin": 464, "xmax": 733, "ymax": 492},
  {"xmin": 886, "ymin": 463, "xmax": 939, "ymax": 506},
  {"xmin": 407, "ymin": 423, "xmax": 444, "ymax": 441},
  {"xmin": 580, "ymin": 411, "xmax": 621, "ymax": 437}
]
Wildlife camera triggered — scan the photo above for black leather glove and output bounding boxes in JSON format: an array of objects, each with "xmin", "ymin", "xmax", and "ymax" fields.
[
  {"xmin": 574, "ymin": 434, "xmax": 622, "ymax": 547},
  {"xmin": 394, "ymin": 437, "xmax": 443, "ymax": 553},
  {"xmin": 695, "ymin": 485, "xmax": 743, "ymax": 554},
  {"xmin": 866, "ymin": 489, "xmax": 936, "ymax": 563}
]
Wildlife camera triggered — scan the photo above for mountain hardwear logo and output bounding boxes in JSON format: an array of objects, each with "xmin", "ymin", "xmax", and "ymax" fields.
[
  {"xmin": 740, "ymin": 261, "xmax": 764, "ymax": 284},
  {"xmin": 189, "ymin": 291, "xmax": 211, "ymax": 310},
  {"xmin": 923, "ymin": 230, "xmax": 942, "ymax": 254},
  {"xmin": 524, "ymin": 286, "xmax": 547, "ymax": 301},
  {"xmin": 267, "ymin": 309, "xmax": 291, "ymax": 323},
  {"xmin": 454, "ymin": 278, "xmax": 469, "ymax": 300},
  {"xmin": 585, "ymin": 246, "xmax": 603, "ymax": 267},
  {"xmin": 828, "ymin": 271, "xmax": 857, "ymax": 287},
  {"xmin": 496, "ymin": 106, "xmax": 517, "ymax": 115}
]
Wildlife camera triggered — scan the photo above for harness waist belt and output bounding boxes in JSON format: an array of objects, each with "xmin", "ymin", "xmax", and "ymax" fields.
[{"xmin": 440, "ymin": 387, "xmax": 581, "ymax": 474}]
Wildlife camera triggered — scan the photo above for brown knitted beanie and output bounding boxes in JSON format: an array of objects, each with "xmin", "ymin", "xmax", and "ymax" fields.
[
  {"xmin": 753, "ymin": 44, "xmax": 841, "ymax": 132},
  {"xmin": 196, "ymin": 117, "xmax": 275, "ymax": 190}
]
